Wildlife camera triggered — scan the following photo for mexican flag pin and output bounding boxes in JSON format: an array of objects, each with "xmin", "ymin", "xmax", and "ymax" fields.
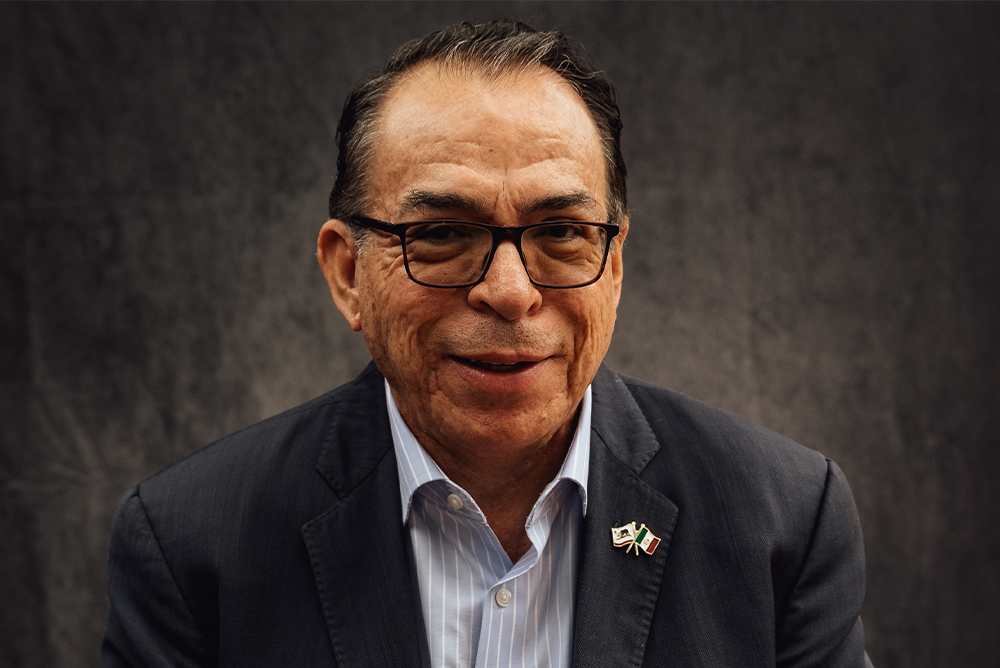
[{"xmin": 611, "ymin": 521, "xmax": 660, "ymax": 556}]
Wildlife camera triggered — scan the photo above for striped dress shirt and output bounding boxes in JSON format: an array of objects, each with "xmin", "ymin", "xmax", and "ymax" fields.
[{"xmin": 387, "ymin": 381, "xmax": 591, "ymax": 668}]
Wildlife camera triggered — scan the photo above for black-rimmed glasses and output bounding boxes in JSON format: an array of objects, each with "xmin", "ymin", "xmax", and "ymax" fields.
[{"xmin": 348, "ymin": 217, "xmax": 620, "ymax": 289}]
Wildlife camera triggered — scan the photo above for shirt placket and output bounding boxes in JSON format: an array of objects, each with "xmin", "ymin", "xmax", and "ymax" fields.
[{"xmin": 473, "ymin": 484, "xmax": 567, "ymax": 668}]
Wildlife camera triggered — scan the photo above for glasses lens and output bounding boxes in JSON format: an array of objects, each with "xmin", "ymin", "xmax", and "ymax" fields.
[
  {"xmin": 522, "ymin": 223, "xmax": 608, "ymax": 287},
  {"xmin": 404, "ymin": 222, "xmax": 493, "ymax": 286},
  {"xmin": 402, "ymin": 221, "xmax": 610, "ymax": 288}
]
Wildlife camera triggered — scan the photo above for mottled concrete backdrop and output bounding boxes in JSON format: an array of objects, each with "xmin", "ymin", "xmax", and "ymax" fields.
[{"xmin": 2, "ymin": 2, "xmax": 998, "ymax": 667}]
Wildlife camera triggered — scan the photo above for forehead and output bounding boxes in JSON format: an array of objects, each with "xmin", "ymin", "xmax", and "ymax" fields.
[{"xmin": 367, "ymin": 62, "xmax": 606, "ymax": 220}]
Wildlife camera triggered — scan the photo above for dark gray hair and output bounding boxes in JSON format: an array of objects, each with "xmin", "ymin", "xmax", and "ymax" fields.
[{"xmin": 328, "ymin": 19, "xmax": 627, "ymax": 242}]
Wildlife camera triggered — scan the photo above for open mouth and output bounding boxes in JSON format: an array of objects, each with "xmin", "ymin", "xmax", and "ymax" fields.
[{"xmin": 454, "ymin": 357, "xmax": 535, "ymax": 373}]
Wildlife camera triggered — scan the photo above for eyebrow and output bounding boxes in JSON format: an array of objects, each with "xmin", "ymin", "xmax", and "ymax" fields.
[
  {"xmin": 401, "ymin": 191, "xmax": 487, "ymax": 215},
  {"xmin": 399, "ymin": 189, "xmax": 602, "ymax": 219},
  {"xmin": 522, "ymin": 192, "xmax": 600, "ymax": 217}
]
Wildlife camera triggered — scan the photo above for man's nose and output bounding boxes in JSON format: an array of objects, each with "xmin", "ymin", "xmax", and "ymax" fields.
[{"xmin": 467, "ymin": 240, "xmax": 542, "ymax": 320}]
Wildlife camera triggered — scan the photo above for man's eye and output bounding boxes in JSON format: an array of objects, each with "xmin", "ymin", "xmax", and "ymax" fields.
[
  {"xmin": 409, "ymin": 223, "xmax": 467, "ymax": 243},
  {"xmin": 540, "ymin": 223, "xmax": 587, "ymax": 240}
]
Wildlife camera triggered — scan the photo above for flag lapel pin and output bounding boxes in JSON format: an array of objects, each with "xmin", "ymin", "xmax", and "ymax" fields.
[{"xmin": 611, "ymin": 522, "xmax": 660, "ymax": 556}]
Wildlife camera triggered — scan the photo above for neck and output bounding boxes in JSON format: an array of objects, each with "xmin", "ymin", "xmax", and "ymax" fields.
[{"xmin": 416, "ymin": 411, "xmax": 579, "ymax": 563}]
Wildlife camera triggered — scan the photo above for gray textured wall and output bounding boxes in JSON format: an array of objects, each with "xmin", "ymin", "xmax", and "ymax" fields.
[{"xmin": 2, "ymin": 3, "xmax": 998, "ymax": 667}]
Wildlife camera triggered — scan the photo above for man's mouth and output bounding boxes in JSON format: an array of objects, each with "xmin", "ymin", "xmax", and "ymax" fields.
[{"xmin": 454, "ymin": 357, "xmax": 536, "ymax": 373}]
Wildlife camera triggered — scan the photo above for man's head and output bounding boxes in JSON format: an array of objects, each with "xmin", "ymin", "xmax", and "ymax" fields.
[{"xmin": 318, "ymin": 20, "xmax": 628, "ymax": 465}]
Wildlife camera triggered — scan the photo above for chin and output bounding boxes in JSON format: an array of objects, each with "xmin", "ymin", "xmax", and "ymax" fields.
[{"xmin": 450, "ymin": 399, "xmax": 575, "ymax": 445}]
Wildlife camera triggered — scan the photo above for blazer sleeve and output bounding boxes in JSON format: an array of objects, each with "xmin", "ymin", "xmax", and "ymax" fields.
[
  {"xmin": 775, "ymin": 460, "xmax": 869, "ymax": 668},
  {"xmin": 101, "ymin": 486, "xmax": 211, "ymax": 668}
]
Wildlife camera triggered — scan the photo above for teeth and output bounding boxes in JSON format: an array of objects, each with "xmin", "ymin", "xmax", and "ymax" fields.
[{"xmin": 470, "ymin": 360, "xmax": 523, "ymax": 372}]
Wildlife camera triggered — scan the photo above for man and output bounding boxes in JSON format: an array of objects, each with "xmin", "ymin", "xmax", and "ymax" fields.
[{"xmin": 102, "ymin": 20, "xmax": 871, "ymax": 667}]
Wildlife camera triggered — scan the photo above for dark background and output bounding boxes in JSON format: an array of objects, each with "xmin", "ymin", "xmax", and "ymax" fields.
[{"xmin": 2, "ymin": 2, "xmax": 998, "ymax": 667}]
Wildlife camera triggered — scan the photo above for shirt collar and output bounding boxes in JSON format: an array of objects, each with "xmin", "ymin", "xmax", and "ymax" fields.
[{"xmin": 387, "ymin": 379, "xmax": 591, "ymax": 524}]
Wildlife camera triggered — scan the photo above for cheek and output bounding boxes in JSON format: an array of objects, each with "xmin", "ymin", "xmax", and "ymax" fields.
[
  {"xmin": 358, "ymin": 275, "xmax": 446, "ymax": 389},
  {"xmin": 569, "ymin": 288, "xmax": 618, "ymax": 383}
]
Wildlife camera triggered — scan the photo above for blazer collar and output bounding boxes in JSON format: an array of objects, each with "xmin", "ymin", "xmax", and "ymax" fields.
[
  {"xmin": 573, "ymin": 365, "xmax": 680, "ymax": 668},
  {"xmin": 301, "ymin": 362, "xmax": 426, "ymax": 667}
]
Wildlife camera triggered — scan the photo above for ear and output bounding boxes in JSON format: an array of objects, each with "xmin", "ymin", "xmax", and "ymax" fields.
[
  {"xmin": 317, "ymin": 219, "xmax": 363, "ymax": 331},
  {"xmin": 610, "ymin": 216, "xmax": 628, "ymax": 309}
]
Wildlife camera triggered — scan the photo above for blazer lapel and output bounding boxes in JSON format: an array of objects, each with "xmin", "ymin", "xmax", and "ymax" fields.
[
  {"xmin": 301, "ymin": 364, "xmax": 424, "ymax": 668},
  {"xmin": 574, "ymin": 366, "xmax": 680, "ymax": 668}
]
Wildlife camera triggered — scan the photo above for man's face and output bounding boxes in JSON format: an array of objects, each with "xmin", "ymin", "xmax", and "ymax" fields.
[{"xmin": 335, "ymin": 63, "xmax": 625, "ymax": 459}]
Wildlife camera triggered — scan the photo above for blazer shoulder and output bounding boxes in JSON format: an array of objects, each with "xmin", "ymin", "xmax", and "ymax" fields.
[
  {"xmin": 600, "ymin": 370, "xmax": 839, "ymax": 539},
  {"xmin": 130, "ymin": 362, "xmax": 388, "ymax": 535},
  {"xmin": 142, "ymin": 363, "xmax": 383, "ymax": 487},
  {"xmin": 616, "ymin": 371, "xmax": 829, "ymax": 480}
]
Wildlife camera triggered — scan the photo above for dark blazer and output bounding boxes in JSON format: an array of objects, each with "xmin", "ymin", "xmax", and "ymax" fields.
[{"xmin": 102, "ymin": 362, "xmax": 869, "ymax": 667}]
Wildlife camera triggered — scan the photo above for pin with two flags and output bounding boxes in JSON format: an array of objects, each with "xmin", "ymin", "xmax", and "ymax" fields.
[{"xmin": 611, "ymin": 521, "xmax": 660, "ymax": 556}]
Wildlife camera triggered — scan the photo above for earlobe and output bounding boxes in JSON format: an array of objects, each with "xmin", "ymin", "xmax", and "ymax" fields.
[{"xmin": 317, "ymin": 219, "xmax": 363, "ymax": 331}]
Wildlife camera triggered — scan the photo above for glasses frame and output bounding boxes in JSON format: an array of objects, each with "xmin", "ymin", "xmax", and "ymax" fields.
[{"xmin": 348, "ymin": 216, "xmax": 621, "ymax": 289}]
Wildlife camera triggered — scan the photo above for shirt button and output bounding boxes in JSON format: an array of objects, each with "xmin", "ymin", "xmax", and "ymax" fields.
[
  {"xmin": 495, "ymin": 588, "xmax": 512, "ymax": 607},
  {"xmin": 446, "ymin": 493, "xmax": 464, "ymax": 510}
]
